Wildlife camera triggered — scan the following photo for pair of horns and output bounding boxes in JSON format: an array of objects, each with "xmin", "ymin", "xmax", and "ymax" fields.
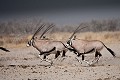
[
  {"xmin": 69, "ymin": 24, "xmax": 88, "ymax": 40},
  {"xmin": 40, "ymin": 24, "xmax": 55, "ymax": 38},
  {"xmin": 32, "ymin": 23, "xmax": 54, "ymax": 39}
]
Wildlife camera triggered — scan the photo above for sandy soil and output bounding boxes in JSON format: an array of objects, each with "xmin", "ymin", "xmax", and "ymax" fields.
[{"xmin": 0, "ymin": 43, "xmax": 120, "ymax": 80}]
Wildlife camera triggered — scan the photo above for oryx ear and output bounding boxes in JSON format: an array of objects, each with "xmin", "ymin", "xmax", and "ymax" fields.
[
  {"xmin": 73, "ymin": 35, "xmax": 76, "ymax": 40},
  {"xmin": 34, "ymin": 37, "xmax": 37, "ymax": 40}
]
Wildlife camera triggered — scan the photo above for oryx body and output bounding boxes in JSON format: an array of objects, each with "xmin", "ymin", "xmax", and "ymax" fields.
[
  {"xmin": 65, "ymin": 24, "xmax": 116, "ymax": 66},
  {"xmin": 69, "ymin": 39, "xmax": 104, "ymax": 53},
  {"xmin": 67, "ymin": 38, "xmax": 116, "ymax": 65},
  {"xmin": 28, "ymin": 38, "xmax": 67, "ymax": 59}
]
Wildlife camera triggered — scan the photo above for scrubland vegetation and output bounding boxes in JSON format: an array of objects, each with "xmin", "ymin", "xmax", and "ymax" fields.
[{"xmin": 0, "ymin": 18, "xmax": 120, "ymax": 48}]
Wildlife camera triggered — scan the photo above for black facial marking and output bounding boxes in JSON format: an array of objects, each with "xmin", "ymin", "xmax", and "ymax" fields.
[{"xmin": 28, "ymin": 41, "xmax": 32, "ymax": 46}]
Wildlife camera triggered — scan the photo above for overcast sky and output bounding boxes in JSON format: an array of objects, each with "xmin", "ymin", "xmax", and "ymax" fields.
[{"xmin": 0, "ymin": 0, "xmax": 120, "ymax": 25}]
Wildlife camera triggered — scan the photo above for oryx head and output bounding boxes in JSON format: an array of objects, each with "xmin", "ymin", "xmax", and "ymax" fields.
[
  {"xmin": 27, "ymin": 39, "xmax": 33, "ymax": 47},
  {"xmin": 67, "ymin": 39, "xmax": 72, "ymax": 46},
  {"xmin": 66, "ymin": 24, "xmax": 88, "ymax": 46},
  {"xmin": 26, "ymin": 23, "xmax": 46, "ymax": 47},
  {"xmin": 66, "ymin": 24, "xmax": 81, "ymax": 46},
  {"xmin": 26, "ymin": 23, "xmax": 55, "ymax": 47}
]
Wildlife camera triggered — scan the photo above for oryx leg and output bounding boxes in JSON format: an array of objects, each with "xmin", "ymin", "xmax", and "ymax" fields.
[
  {"xmin": 57, "ymin": 50, "xmax": 65, "ymax": 62},
  {"xmin": 81, "ymin": 54, "xmax": 92, "ymax": 65},
  {"xmin": 91, "ymin": 50, "xmax": 102, "ymax": 65},
  {"xmin": 62, "ymin": 50, "xmax": 66, "ymax": 57},
  {"xmin": 75, "ymin": 53, "xmax": 83, "ymax": 64},
  {"xmin": 61, "ymin": 50, "xmax": 68, "ymax": 61},
  {"xmin": 53, "ymin": 51, "xmax": 64, "ymax": 63},
  {"xmin": 55, "ymin": 51, "xmax": 60, "ymax": 59},
  {"xmin": 39, "ymin": 47, "xmax": 56, "ymax": 65},
  {"xmin": 76, "ymin": 51, "xmax": 93, "ymax": 66},
  {"xmin": 73, "ymin": 51, "xmax": 84, "ymax": 64},
  {"xmin": 77, "ymin": 53, "xmax": 81, "ymax": 57},
  {"xmin": 76, "ymin": 53, "xmax": 91, "ymax": 65},
  {"xmin": 39, "ymin": 52, "xmax": 53, "ymax": 65},
  {"xmin": 95, "ymin": 51, "xmax": 102, "ymax": 61},
  {"xmin": 45, "ymin": 53, "xmax": 54, "ymax": 65}
]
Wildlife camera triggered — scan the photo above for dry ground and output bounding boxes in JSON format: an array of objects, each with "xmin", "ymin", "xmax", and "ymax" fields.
[
  {"xmin": 0, "ymin": 43, "xmax": 120, "ymax": 80},
  {"xmin": 0, "ymin": 32, "xmax": 120, "ymax": 80}
]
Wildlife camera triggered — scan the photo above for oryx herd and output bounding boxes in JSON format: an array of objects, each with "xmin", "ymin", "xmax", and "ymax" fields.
[{"xmin": 27, "ymin": 23, "xmax": 116, "ymax": 66}]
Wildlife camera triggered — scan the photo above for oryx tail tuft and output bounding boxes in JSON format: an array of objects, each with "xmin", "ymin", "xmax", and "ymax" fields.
[
  {"xmin": 101, "ymin": 42, "xmax": 116, "ymax": 57},
  {"xmin": 106, "ymin": 47, "xmax": 116, "ymax": 57}
]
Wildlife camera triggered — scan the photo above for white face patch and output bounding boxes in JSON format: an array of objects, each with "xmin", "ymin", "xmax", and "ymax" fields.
[
  {"xmin": 26, "ymin": 44, "xmax": 30, "ymax": 47},
  {"xmin": 67, "ymin": 40, "xmax": 72, "ymax": 46},
  {"xmin": 69, "ymin": 40, "xmax": 72, "ymax": 46},
  {"xmin": 66, "ymin": 43, "xmax": 73, "ymax": 49}
]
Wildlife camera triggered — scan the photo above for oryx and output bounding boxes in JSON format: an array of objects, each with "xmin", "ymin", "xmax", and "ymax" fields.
[
  {"xmin": 0, "ymin": 47, "xmax": 10, "ymax": 52},
  {"xmin": 27, "ymin": 23, "xmax": 68, "ymax": 65},
  {"xmin": 66, "ymin": 25, "xmax": 116, "ymax": 66}
]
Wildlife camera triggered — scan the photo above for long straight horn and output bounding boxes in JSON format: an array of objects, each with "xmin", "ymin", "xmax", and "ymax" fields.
[
  {"xmin": 32, "ymin": 23, "xmax": 46, "ymax": 39},
  {"xmin": 69, "ymin": 24, "xmax": 82, "ymax": 40},
  {"xmin": 69, "ymin": 24, "xmax": 88, "ymax": 40},
  {"xmin": 40, "ymin": 24, "xmax": 55, "ymax": 39}
]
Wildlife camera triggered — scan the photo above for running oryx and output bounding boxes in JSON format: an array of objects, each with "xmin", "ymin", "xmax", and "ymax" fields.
[
  {"xmin": 0, "ymin": 47, "xmax": 10, "ymax": 52},
  {"xmin": 27, "ymin": 23, "xmax": 68, "ymax": 65},
  {"xmin": 66, "ymin": 25, "xmax": 116, "ymax": 66}
]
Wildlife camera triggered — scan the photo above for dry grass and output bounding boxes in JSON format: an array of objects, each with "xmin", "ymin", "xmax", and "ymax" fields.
[
  {"xmin": 49, "ymin": 31, "xmax": 120, "ymax": 43},
  {"xmin": 0, "ymin": 35, "xmax": 29, "ymax": 48},
  {"xmin": 76, "ymin": 31, "xmax": 120, "ymax": 43},
  {"xmin": 0, "ymin": 31, "xmax": 120, "ymax": 48}
]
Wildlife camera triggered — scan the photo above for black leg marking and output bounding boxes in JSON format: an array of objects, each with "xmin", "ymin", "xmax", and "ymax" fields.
[
  {"xmin": 82, "ymin": 55, "xmax": 84, "ymax": 60},
  {"xmin": 62, "ymin": 50, "xmax": 66, "ymax": 57},
  {"xmin": 98, "ymin": 53, "xmax": 102, "ymax": 57},
  {"xmin": 43, "ymin": 55, "xmax": 46, "ymax": 59},
  {"xmin": 95, "ymin": 51, "xmax": 102, "ymax": 58},
  {"xmin": 77, "ymin": 53, "xmax": 81, "ymax": 57},
  {"xmin": 55, "ymin": 51, "xmax": 60, "ymax": 59},
  {"xmin": 95, "ymin": 52, "xmax": 98, "ymax": 57}
]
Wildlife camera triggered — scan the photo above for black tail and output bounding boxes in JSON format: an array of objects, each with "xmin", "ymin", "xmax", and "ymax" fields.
[
  {"xmin": 0, "ymin": 47, "xmax": 10, "ymax": 52},
  {"xmin": 101, "ymin": 42, "xmax": 116, "ymax": 57},
  {"xmin": 106, "ymin": 47, "xmax": 116, "ymax": 57}
]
